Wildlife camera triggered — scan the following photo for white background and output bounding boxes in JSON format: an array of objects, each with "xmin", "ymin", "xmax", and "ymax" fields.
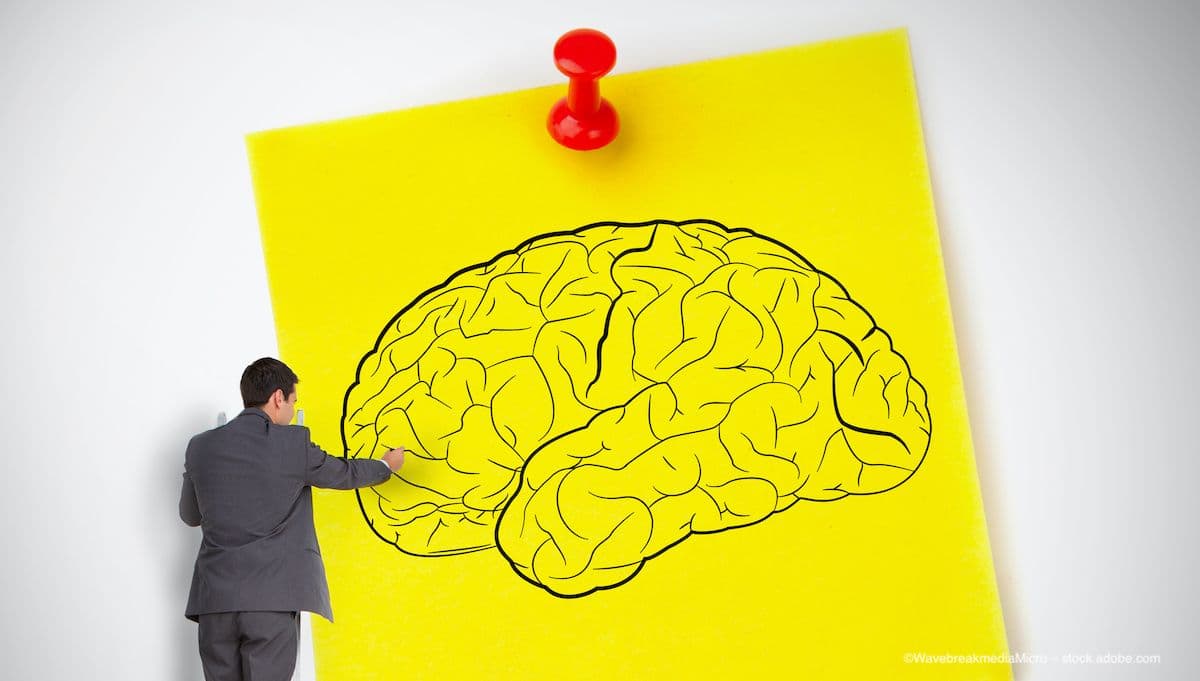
[{"xmin": 2, "ymin": 1, "xmax": 1197, "ymax": 680}]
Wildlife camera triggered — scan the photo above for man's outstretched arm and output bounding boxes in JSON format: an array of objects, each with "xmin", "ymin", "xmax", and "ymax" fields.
[{"xmin": 304, "ymin": 429, "xmax": 405, "ymax": 489}]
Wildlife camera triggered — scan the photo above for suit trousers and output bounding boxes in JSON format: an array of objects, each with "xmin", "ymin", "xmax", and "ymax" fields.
[{"xmin": 198, "ymin": 611, "xmax": 299, "ymax": 681}]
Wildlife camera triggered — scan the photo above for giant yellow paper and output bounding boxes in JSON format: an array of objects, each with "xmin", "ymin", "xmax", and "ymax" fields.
[{"xmin": 248, "ymin": 29, "xmax": 1010, "ymax": 680}]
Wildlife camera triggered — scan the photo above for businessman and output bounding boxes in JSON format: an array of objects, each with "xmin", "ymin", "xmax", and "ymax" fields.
[{"xmin": 180, "ymin": 357, "xmax": 405, "ymax": 681}]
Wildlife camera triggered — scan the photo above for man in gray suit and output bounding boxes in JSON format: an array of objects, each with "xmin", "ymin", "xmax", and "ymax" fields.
[{"xmin": 180, "ymin": 357, "xmax": 405, "ymax": 681}]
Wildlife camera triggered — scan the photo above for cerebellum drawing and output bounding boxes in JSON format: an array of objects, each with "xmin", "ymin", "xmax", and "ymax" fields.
[{"xmin": 341, "ymin": 219, "xmax": 931, "ymax": 597}]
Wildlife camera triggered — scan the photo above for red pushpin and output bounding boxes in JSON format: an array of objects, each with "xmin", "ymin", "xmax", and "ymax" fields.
[{"xmin": 548, "ymin": 29, "xmax": 619, "ymax": 151}]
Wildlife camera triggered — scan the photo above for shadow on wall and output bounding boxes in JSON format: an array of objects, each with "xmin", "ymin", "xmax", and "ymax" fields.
[
  {"xmin": 924, "ymin": 157, "xmax": 1025, "ymax": 679},
  {"xmin": 153, "ymin": 407, "xmax": 217, "ymax": 681}
]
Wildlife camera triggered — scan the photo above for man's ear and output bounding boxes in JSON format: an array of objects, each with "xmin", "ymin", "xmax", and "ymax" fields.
[{"xmin": 270, "ymin": 388, "xmax": 284, "ymax": 407}]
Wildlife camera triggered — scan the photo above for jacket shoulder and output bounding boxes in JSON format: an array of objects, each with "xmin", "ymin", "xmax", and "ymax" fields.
[
  {"xmin": 264, "ymin": 423, "xmax": 313, "ymax": 452},
  {"xmin": 184, "ymin": 424, "xmax": 224, "ymax": 468},
  {"xmin": 273, "ymin": 423, "xmax": 310, "ymax": 438},
  {"xmin": 186, "ymin": 425, "xmax": 219, "ymax": 451}
]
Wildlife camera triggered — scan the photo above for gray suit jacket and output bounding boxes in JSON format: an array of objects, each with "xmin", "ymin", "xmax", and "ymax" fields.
[{"xmin": 180, "ymin": 408, "xmax": 391, "ymax": 622}]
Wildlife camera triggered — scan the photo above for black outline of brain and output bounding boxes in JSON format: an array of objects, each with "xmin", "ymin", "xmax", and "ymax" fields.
[{"xmin": 342, "ymin": 219, "xmax": 931, "ymax": 597}]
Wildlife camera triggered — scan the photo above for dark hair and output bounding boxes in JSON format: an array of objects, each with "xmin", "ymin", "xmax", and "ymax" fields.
[{"xmin": 240, "ymin": 357, "xmax": 299, "ymax": 408}]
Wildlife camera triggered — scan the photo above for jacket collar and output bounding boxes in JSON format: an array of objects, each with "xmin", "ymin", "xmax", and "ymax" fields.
[{"xmin": 237, "ymin": 407, "xmax": 272, "ymax": 423}]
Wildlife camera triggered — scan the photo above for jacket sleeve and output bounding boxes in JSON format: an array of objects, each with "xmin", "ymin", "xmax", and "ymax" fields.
[
  {"xmin": 303, "ymin": 429, "xmax": 393, "ymax": 490},
  {"xmin": 179, "ymin": 472, "xmax": 202, "ymax": 526},
  {"xmin": 179, "ymin": 441, "xmax": 202, "ymax": 526}
]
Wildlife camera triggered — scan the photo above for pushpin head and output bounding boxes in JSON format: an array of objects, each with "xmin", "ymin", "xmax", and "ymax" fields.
[
  {"xmin": 548, "ymin": 29, "xmax": 619, "ymax": 151},
  {"xmin": 553, "ymin": 29, "xmax": 616, "ymax": 82}
]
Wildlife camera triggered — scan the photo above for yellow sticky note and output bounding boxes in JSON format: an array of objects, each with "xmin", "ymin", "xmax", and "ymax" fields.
[{"xmin": 248, "ymin": 28, "xmax": 1010, "ymax": 680}]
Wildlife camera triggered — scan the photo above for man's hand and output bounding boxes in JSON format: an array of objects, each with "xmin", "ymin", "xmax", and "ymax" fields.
[{"xmin": 382, "ymin": 447, "xmax": 406, "ymax": 472}]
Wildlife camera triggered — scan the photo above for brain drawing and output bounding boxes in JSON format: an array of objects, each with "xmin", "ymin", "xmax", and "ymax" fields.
[{"xmin": 342, "ymin": 219, "xmax": 930, "ymax": 597}]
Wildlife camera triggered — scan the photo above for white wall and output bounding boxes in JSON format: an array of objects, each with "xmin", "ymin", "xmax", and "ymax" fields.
[{"xmin": 1, "ymin": 1, "xmax": 1196, "ymax": 679}]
